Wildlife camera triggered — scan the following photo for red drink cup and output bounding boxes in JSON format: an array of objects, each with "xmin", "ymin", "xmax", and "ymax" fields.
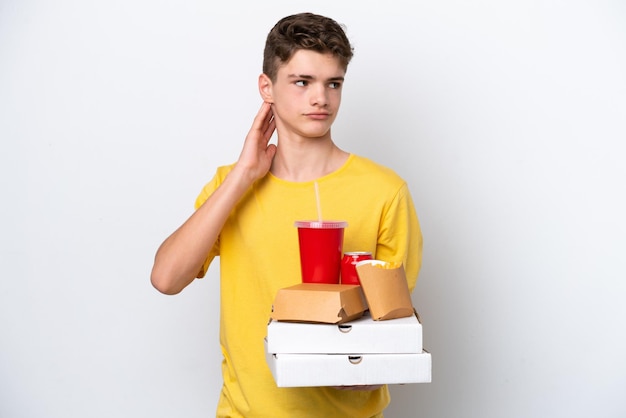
[
  {"xmin": 295, "ymin": 221, "xmax": 348, "ymax": 284},
  {"xmin": 341, "ymin": 252, "xmax": 373, "ymax": 285}
]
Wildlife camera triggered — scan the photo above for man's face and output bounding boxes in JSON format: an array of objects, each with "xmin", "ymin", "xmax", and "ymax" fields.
[{"xmin": 267, "ymin": 50, "xmax": 346, "ymax": 140}]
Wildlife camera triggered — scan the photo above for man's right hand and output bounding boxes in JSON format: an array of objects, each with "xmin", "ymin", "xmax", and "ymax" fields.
[
  {"xmin": 150, "ymin": 102, "xmax": 277, "ymax": 295},
  {"xmin": 233, "ymin": 101, "xmax": 277, "ymax": 184}
]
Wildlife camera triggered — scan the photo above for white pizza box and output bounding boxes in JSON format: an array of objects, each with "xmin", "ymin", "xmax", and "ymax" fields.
[
  {"xmin": 264, "ymin": 338, "xmax": 432, "ymax": 387},
  {"xmin": 266, "ymin": 310, "xmax": 423, "ymax": 354}
]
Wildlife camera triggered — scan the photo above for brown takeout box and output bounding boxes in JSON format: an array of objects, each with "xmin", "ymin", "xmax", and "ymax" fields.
[
  {"xmin": 356, "ymin": 260, "xmax": 414, "ymax": 320},
  {"xmin": 270, "ymin": 283, "xmax": 367, "ymax": 324}
]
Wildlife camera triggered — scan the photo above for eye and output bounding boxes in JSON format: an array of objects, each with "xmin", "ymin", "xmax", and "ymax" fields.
[
  {"xmin": 329, "ymin": 81, "xmax": 341, "ymax": 89},
  {"xmin": 295, "ymin": 80, "xmax": 308, "ymax": 87}
]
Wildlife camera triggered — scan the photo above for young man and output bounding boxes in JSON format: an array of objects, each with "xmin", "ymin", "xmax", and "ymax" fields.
[{"xmin": 151, "ymin": 12, "xmax": 422, "ymax": 418}]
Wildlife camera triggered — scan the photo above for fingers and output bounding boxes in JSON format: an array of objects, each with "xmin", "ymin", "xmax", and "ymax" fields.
[
  {"xmin": 252, "ymin": 102, "xmax": 273, "ymax": 132},
  {"xmin": 264, "ymin": 112, "xmax": 276, "ymax": 140},
  {"xmin": 249, "ymin": 102, "xmax": 276, "ymax": 144}
]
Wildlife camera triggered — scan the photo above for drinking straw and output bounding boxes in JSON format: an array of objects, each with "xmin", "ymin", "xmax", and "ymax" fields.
[{"xmin": 314, "ymin": 181, "xmax": 323, "ymax": 222}]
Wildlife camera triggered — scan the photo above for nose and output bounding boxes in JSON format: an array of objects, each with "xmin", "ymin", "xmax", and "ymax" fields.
[{"xmin": 310, "ymin": 84, "xmax": 328, "ymax": 107}]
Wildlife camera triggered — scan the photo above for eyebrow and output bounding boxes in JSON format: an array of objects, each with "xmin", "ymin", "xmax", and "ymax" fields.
[{"xmin": 287, "ymin": 74, "xmax": 345, "ymax": 82}]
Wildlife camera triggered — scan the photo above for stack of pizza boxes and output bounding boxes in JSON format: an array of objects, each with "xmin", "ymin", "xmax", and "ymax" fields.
[{"xmin": 265, "ymin": 260, "xmax": 432, "ymax": 387}]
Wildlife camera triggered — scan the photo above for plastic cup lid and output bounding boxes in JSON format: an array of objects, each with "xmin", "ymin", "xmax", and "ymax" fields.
[{"xmin": 294, "ymin": 220, "xmax": 348, "ymax": 229}]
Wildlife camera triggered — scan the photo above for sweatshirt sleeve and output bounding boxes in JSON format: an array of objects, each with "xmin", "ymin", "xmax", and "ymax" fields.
[
  {"xmin": 192, "ymin": 165, "xmax": 233, "ymax": 278},
  {"xmin": 375, "ymin": 182, "xmax": 423, "ymax": 292}
]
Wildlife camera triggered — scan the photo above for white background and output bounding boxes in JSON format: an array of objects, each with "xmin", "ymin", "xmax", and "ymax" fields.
[{"xmin": 1, "ymin": 1, "xmax": 625, "ymax": 417}]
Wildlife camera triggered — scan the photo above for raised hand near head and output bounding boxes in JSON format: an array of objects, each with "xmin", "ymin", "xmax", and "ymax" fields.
[{"xmin": 234, "ymin": 102, "xmax": 277, "ymax": 184}]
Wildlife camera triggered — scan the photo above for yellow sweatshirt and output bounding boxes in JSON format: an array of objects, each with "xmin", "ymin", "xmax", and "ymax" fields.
[{"xmin": 195, "ymin": 154, "xmax": 422, "ymax": 418}]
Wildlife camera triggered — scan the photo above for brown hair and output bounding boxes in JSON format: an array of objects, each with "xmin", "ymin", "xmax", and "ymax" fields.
[{"xmin": 262, "ymin": 13, "xmax": 354, "ymax": 81}]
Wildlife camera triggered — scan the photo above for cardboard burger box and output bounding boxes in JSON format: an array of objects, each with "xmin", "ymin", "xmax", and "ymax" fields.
[{"xmin": 270, "ymin": 283, "xmax": 367, "ymax": 324}]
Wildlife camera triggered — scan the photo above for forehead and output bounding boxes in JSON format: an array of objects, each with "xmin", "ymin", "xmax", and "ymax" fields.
[{"xmin": 277, "ymin": 49, "xmax": 346, "ymax": 79}]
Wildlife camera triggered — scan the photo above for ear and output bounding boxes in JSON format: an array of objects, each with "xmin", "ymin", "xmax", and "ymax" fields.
[{"xmin": 258, "ymin": 73, "xmax": 274, "ymax": 103}]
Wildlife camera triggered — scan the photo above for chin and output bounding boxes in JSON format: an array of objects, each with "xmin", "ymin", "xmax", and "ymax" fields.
[
  {"xmin": 304, "ymin": 130, "xmax": 332, "ymax": 140},
  {"xmin": 302, "ymin": 124, "xmax": 332, "ymax": 138}
]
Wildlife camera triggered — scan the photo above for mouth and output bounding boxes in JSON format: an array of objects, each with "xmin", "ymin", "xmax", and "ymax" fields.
[{"xmin": 305, "ymin": 112, "xmax": 331, "ymax": 120}]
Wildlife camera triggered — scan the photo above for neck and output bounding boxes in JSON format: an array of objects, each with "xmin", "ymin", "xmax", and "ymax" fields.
[{"xmin": 270, "ymin": 137, "xmax": 349, "ymax": 182}]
